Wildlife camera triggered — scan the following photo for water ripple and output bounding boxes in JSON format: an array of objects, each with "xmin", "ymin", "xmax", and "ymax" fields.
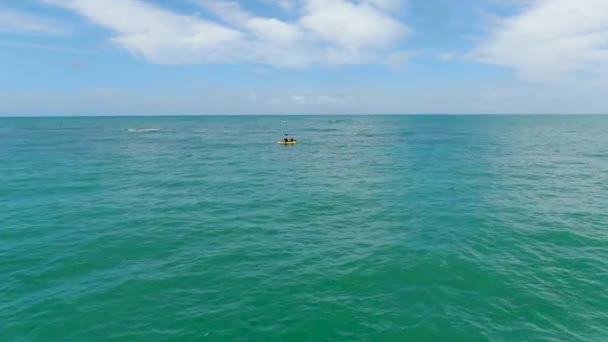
[{"xmin": 1, "ymin": 116, "xmax": 607, "ymax": 341}]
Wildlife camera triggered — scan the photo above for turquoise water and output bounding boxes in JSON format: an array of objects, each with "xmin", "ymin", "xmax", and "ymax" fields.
[{"xmin": 2, "ymin": 115, "xmax": 607, "ymax": 341}]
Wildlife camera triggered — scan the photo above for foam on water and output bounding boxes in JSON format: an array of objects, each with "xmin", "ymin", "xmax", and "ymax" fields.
[{"xmin": 128, "ymin": 128, "xmax": 160, "ymax": 132}]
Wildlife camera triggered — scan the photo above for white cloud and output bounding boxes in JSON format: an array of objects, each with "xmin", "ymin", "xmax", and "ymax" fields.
[
  {"xmin": 300, "ymin": 0, "xmax": 406, "ymax": 49},
  {"xmin": 290, "ymin": 94, "xmax": 306, "ymax": 104},
  {"xmin": 43, "ymin": 0, "xmax": 242, "ymax": 64},
  {"xmin": 0, "ymin": 8, "xmax": 66, "ymax": 34},
  {"xmin": 44, "ymin": 0, "xmax": 410, "ymax": 67},
  {"xmin": 472, "ymin": 0, "xmax": 608, "ymax": 81},
  {"xmin": 4, "ymin": 78, "xmax": 608, "ymax": 115},
  {"xmin": 316, "ymin": 94, "xmax": 347, "ymax": 105},
  {"xmin": 201, "ymin": 0, "xmax": 301, "ymax": 44}
]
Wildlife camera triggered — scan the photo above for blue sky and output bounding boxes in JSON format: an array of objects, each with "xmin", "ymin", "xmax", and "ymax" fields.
[{"xmin": 1, "ymin": 0, "xmax": 607, "ymax": 115}]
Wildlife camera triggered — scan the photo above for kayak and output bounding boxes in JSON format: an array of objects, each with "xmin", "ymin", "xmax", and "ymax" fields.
[{"xmin": 278, "ymin": 141, "xmax": 297, "ymax": 145}]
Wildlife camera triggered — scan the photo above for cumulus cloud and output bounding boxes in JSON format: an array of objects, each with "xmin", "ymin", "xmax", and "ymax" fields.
[
  {"xmin": 472, "ymin": 0, "xmax": 608, "ymax": 81},
  {"xmin": 43, "ymin": 0, "xmax": 410, "ymax": 67},
  {"xmin": 43, "ymin": 0, "xmax": 242, "ymax": 64},
  {"xmin": 300, "ymin": 0, "xmax": 405, "ymax": 49},
  {"xmin": 0, "ymin": 8, "xmax": 66, "ymax": 34}
]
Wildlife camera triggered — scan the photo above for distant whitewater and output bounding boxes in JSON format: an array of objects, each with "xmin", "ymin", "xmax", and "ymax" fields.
[{"xmin": 128, "ymin": 128, "xmax": 160, "ymax": 132}]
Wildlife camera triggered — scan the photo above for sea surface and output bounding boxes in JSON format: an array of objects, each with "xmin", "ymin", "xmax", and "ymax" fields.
[{"xmin": 1, "ymin": 115, "xmax": 607, "ymax": 341}]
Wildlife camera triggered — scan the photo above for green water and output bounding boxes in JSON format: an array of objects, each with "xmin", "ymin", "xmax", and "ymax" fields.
[{"xmin": 2, "ymin": 115, "xmax": 607, "ymax": 341}]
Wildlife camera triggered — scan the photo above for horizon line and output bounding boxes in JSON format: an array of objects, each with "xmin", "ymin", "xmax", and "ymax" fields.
[{"xmin": 1, "ymin": 113, "xmax": 608, "ymax": 118}]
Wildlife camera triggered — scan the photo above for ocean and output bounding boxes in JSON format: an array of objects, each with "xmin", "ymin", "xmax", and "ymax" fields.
[{"xmin": 1, "ymin": 115, "xmax": 607, "ymax": 341}]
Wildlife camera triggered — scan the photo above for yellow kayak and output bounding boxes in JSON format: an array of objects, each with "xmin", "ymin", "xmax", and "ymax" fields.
[{"xmin": 278, "ymin": 141, "xmax": 297, "ymax": 145}]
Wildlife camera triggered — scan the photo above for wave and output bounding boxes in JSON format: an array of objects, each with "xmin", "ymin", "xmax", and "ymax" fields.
[
  {"xmin": 303, "ymin": 128, "xmax": 341, "ymax": 133},
  {"xmin": 128, "ymin": 128, "xmax": 160, "ymax": 133},
  {"xmin": 328, "ymin": 119, "xmax": 353, "ymax": 124}
]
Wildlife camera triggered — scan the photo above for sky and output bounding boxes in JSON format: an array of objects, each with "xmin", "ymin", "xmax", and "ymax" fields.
[{"xmin": 1, "ymin": 0, "xmax": 607, "ymax": 115}]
